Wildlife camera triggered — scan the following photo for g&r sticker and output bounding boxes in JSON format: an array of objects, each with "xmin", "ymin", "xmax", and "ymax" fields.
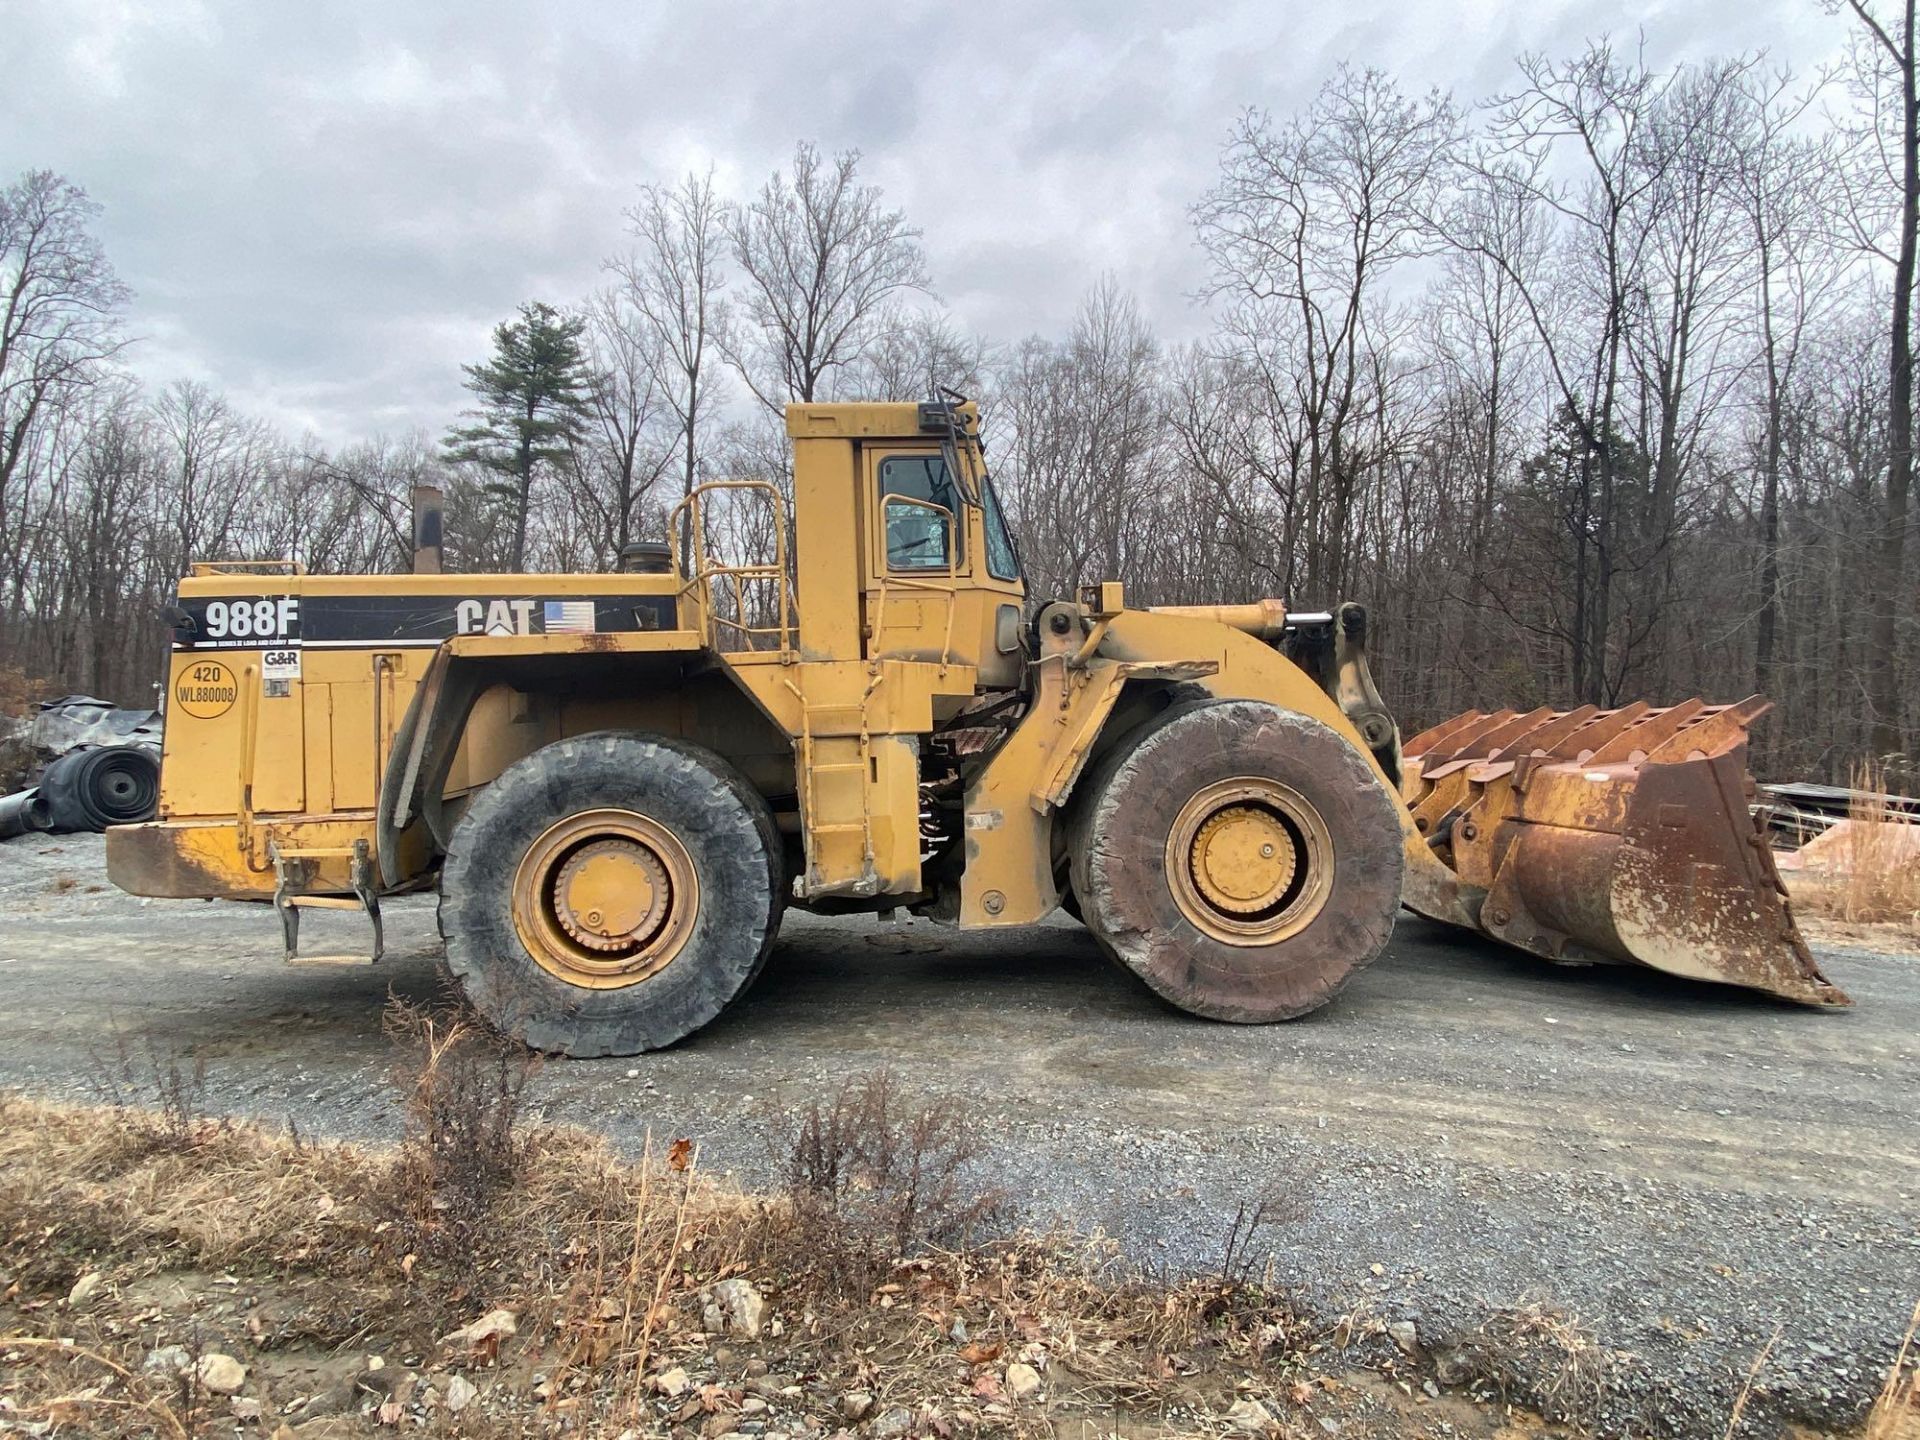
[{"xmin": 174, "ymin": 660, "xmax": 238, "ymax": 719}]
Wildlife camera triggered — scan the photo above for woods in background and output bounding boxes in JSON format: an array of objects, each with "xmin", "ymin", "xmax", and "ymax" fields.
[{"xmin": 4, "ymin": 26, "xmax": 1918, "ymax": 783}]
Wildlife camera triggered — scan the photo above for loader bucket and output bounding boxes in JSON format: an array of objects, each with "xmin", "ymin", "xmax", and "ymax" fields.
[{"xmin": 1401, "ymin": 698, "xmax": 1849, "ymax": 1007}]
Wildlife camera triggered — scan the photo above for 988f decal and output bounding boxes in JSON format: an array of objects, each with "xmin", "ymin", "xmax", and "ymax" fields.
[{"xmin": 199, "ymin": 597, "xmax": 300, "ymax": 643}]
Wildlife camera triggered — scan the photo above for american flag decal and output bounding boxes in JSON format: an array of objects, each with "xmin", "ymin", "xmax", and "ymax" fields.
[{"xmin": 543, "ymin": 600, "xmax": 597, "ymax": 634}]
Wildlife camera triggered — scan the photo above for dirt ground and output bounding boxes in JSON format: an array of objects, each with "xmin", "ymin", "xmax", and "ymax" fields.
[{"xmin": 0, "ymin": 831, "xmax": 1916, "ymax": 1437}]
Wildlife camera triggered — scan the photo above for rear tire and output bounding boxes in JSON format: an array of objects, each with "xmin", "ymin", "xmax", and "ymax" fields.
[
  {"xmin": 439, "ymin": 732, "xmax": 783, "ymax": 1056},
  {"xmin": 1068, "ymin": 700, "xmax": 1403, "ymax": 1022}
]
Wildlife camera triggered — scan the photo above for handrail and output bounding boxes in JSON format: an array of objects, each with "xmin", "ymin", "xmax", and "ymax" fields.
[
  {"xmin": 370, "ymin": 653, "xmax": 398, "ymax": 878},
  {"xmin": 235, "ymin": 661, "xmax": 263, "ymax": 868},
  {"xmin": 191, "ymin": 559, "xmax": 306, "ymax": 576},
  {"xmin": 668, "ymin": 480, "xmax": 797, "ymax": 657},
  {"xmin": 872, "ymin": 493, "xmax": 960, "ymax": 672}
]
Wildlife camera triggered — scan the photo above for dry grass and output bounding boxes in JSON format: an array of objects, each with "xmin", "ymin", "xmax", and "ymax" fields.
[
  {"xmin": 1786, "ymin": 761, "xmax": 1920, "ymax": 936},
  {"xmin": 0, "ymin": 1087, "xmax": 1341, "ymax": 1438},
  {"xmin": 779, "ymin": 1069, "xmax": 1004, "ymax": 1290},
  {"xmin": 0, "ymin": 1029, "xmax": 1393, "ymax": 1439},
  {"xmin": 379, "ymin": 998, "xmax": 541, "ymax": 1300},
  {"xmin": 0, "ymin": 1027, "xmax": 1906, "ymax": 1439},
  {"xmin": 1452, "ymin": 1300, "xmax": 1627, "ymax": 1428},
  {"xmin": 1867, "ymin": 1303, "xmax": 1920, "ymax": 1440},
  {"xmin": 0, "ymin": 660, "xmax": 51, "ymax": 791}
]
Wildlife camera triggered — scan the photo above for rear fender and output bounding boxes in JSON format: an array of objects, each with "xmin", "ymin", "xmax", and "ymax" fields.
[
  {"xmin": 376, "ymin": 643, "xmax": 793, "ymax": 889},
  {"xmin": 377, "ymin": 646, "xmax": 485, "ymax": 885}
]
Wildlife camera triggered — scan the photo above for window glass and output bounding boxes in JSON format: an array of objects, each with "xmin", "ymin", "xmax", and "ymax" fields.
[
  {"xmin": 981, "ymin": 477, "xmax": 1022, "ymax": 582},
  {"xmin": 880, "ymin": 455, "xmax": 962, "ymax": 571}
]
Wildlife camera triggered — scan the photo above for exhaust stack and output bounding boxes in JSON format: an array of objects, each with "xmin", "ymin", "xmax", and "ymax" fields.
[{"xmin": 412, "ymin": 484, "xmax": 444, "ymax": 574}]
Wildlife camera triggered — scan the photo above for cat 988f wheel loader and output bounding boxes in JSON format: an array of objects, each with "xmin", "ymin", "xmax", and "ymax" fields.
[{"xmin": 106, "ymin": 400, "xmax": 1847, "ymax": 1054}]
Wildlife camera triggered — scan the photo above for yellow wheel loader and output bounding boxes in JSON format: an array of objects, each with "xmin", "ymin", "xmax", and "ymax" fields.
[{"xmin": 106, "ymin": 401, "xmax": 1846, "ymax": 1054}]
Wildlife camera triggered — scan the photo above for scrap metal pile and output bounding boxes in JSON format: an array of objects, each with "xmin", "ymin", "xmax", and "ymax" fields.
[
  {"xmin": 0, "ymin": 696, "xmax": 162, "ymax": 841},
  {"xmin": 1758, "ymin": 780, "xmax": 1920, "ymax": 847}
]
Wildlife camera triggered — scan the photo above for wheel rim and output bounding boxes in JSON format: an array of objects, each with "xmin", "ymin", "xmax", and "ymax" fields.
[
  {"xmin": 511, "ymin": 808, "xmax": 699, "ymax": 988},
  {"xmin": 1164, "ymin": 777, "xmax": 1334, "ymax": 945}
]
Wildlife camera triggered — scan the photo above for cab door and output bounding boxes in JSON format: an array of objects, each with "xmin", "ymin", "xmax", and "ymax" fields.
[
  {"xmin": 861, "ymin": 445, "xmax": 1023, "ymax": 685},
  {"xmin": 864, "ymin": 446, "xmax": 967, "ymax": 665}
]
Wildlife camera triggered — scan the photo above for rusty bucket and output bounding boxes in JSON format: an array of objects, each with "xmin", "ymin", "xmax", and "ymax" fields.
[{"xmin": 1401, "ymin": 698, "xmax": 1848, "ymax": 1006}]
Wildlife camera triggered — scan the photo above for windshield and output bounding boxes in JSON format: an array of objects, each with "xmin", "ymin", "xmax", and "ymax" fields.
[{"xmin": 981, "ymin": 476, "xmax": 1021, "ymax": 582}]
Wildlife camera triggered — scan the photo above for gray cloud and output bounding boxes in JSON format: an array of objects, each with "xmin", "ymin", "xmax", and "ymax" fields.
[{"xmin": 4, "ymin": 0, "xmax": 1847, "ymax": 445}]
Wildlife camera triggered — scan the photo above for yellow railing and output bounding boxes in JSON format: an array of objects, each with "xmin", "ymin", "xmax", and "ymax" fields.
[{"xmin": 668, "ymin": 480, "xmax": 797, "ymax": 657}]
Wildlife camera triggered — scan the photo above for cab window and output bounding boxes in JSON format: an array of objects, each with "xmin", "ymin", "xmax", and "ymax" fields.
[
  {"xmin": 981, "ymin": 477, "xmax": 1021, "ymax": 582},
  {"xmin": 880, "ymin": 455, "xmax": 962, "ymax": 572}
]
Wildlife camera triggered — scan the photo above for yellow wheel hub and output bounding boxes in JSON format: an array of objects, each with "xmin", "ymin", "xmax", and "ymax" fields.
[
  {"xmin": 1190, "ymin": 805, "xmax": 1298, "ymax": 915},
  {"xmin": 553, "ymin": 839, "xmax": 670, "ymax": 951},
  {"xmin": 1164, "ymin": 777, "xmax": 1335, "ymax": 946},
  {"xmin": 511, "ymin": 809, "xmax": 699, "ymax": 989}
]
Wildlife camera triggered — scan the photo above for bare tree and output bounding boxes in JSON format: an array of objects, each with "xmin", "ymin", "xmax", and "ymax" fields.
[
  {"xmin": 572, "ymin": 284, "xmax": 676, "ymax": 562},
  {"xmin": 1728, "ymin": 69, "xmax": 1845, "ymax": 709},
  {"xmin": 151, "ymin": 379, "xmax": 277, "ymax": 567},
  {"xmin": 1425, "ymin": 173, "xmax": 1548, "ymax": 687},
  {"xmin": 308, "ymin": 431, "xmax": 446, "ymax": 573},
  {"xmin": 1194, "ymin": 67, "xmax": 1460, "ymax": 600},
  {"xmin": 1617, "ymin": 57, "xmax": 1760, "ymax": 696},
  {"xmin": 1456, "ymin": 42, "xmax": 1680, "ymax": 701},
  {"xmin": 849, "ymin": 307, "xmax": 992, "ymax": 402},
  {"xmin": 999, "ymin": 280, "xmax": 1171, "ymax": 599},
  {"xmin": 1834, "ymin": 0, "xmax": 1919, "ymax": 759},
  {"xmin": 726, "ymin": 142, "xmax": 932, "ymax": 410},
  {"xmin": 0, "ymin": 171, "xmax": 130, "ymax": 576},
  {"xmin": 613, "ymin": 169, "xmax": 729, "ymax": 565}
]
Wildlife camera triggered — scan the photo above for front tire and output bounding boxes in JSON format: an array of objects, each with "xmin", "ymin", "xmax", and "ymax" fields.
[
  {"xmin": 1068, "ymin": 700, "xmax": 1403, "ymax": 1022},
  {"xmin": 438, "ymin": 732, "xmax": 782, "ymax": 1056}
]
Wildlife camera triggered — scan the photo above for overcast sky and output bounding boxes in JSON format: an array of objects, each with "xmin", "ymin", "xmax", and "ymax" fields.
[{"xmin": 6, "ymin": 0, "xmax": 1851, "ymax": 447}]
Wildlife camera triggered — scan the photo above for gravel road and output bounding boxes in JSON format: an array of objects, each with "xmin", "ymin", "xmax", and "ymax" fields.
[{"xmin": 1, "ymin": 831, "xmax": 1914, "ymax": 1437}]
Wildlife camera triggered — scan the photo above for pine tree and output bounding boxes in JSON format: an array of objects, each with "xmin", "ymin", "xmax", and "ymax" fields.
[{"xmin": 444, "ymin": 301, "xmax": 593, "ymax": 570}]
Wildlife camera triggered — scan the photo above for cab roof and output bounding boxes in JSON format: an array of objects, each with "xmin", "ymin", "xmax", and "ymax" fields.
[{"xmin": 784, "ymin": 400, "xmax": 979, "ymax": 440}]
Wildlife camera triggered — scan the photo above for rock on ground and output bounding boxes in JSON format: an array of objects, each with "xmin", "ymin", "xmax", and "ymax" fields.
[
  {"xmin": 195, "ymin": 1353, "xmax": 248, "ymax": 1395},
  {"xmin": 710, "ymin": 1278, "xmax": 766, "ymax": 1339}
]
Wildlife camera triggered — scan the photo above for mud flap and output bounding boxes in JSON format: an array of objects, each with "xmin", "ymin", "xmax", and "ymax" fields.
[{"xmin": 1402, "ymin": 698, "xmax": 1849, "ymax": 1007}]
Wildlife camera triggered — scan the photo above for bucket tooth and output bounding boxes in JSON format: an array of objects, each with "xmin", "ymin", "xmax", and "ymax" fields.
[
  {"xmin": 1420, "ymin": 706, "xmax": 1561, "ymax": 769},
  {"xmin": 1405, "ymin": 709, "xmax": 1524, "ymax": 767},
  {"xmin": 1540, "ymin": 701, "xmax": 1652, "ymax": 762},
  {"xmin": 1583, "ymin": 698, "xmax": 1708, "ymax": 765},
  {"xmin": 1641, "ymin": 696, "xmax": 1771, "ymax": 763},
  {"xmin": 1484, "ymin": 704, "xmax": 1600, "ymax": 763}
]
